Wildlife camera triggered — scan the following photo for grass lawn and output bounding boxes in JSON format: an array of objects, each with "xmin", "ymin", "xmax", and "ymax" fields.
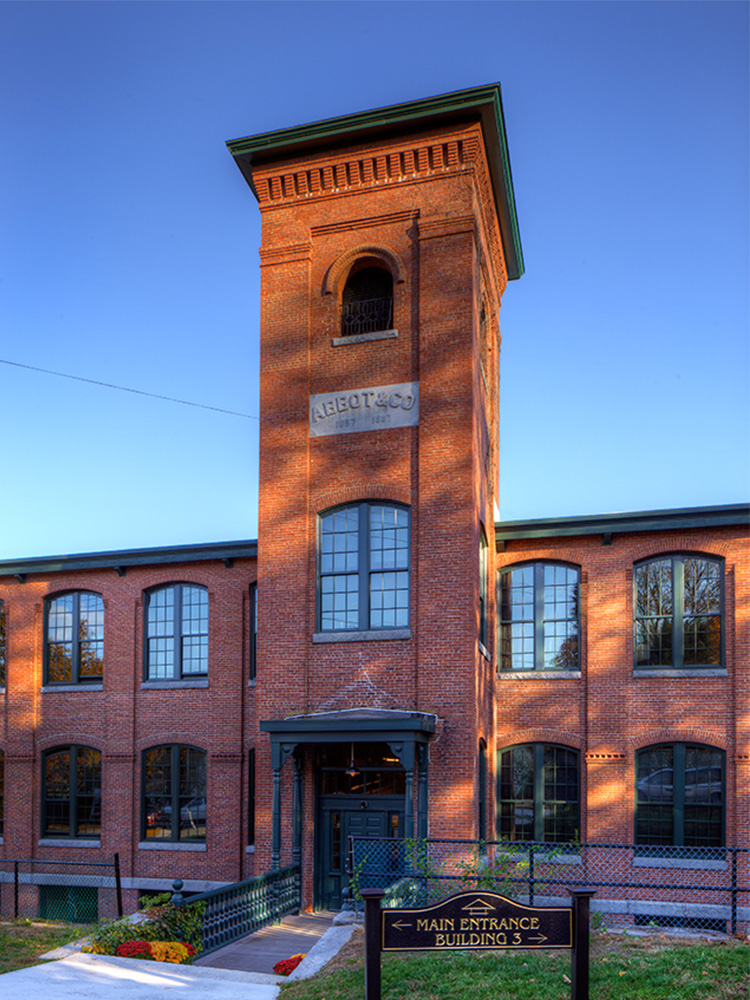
[
  {"xmin": 0, "ymin": 919, "xmax": 97, "ymax": 975},
  {"xmin": 281, "ymin": 928, "xmax": 749, "ymax": 1000}
]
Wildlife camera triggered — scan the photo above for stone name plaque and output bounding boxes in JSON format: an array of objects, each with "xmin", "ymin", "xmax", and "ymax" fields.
[{"xmin": 309, "ymin": 382, "xmax": 419, "ymax": 437}]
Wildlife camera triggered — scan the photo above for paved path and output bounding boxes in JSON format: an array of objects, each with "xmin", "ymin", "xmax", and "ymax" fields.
[
  {"xmin": 0, "ymin": 911, "xmax": 356, "ymax": 1000},
  {"xmin": 195, "ymin": 911, "xmax": 337, "ymax": 975}
]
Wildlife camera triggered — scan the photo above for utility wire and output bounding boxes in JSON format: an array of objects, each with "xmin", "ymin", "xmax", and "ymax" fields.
[{"xmin": 0, "ymin": 357, "xmax": 258, "ymax": 420}]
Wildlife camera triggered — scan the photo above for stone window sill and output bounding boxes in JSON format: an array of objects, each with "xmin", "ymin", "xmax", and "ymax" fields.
[
  {"xmin": 245, "ymin": 845, "xmax": 255, "ymax": 854},
  {"xmin": 633, "ymin": 856, "xmax": 727, "ymax": 871},
  {"xmin": 313, "ymin": 629, "xmax": 411, "ymax": 643},
  {"xmin": 41, "ymin": 684, "xmax": 103, "ymax": 692},
  {"xmin": 496, "ymin": 671, "xmax": 581, "ymax": 680},
  {"xmin": 138, "ymin": 841, "xmax": 207, "ymax": 852},
  {"xmin": 634, "ymin": 669, "xmax": 727, "ymax": 678},
  {"xmin": 141, "ymin": 679, "xmax": 209, "ymax": 690},
  {"xmin": 38, "ymin": 839, "xmax": 101, "ymax": 848},
  {"xmin": 332, "ymin": 329, "xmax": 398, "ymax": 347}
]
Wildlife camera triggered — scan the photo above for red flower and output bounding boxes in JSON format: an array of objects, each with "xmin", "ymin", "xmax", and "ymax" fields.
[{"xmin": 273, "ymin": 953, "xmax": 306, "ymax": 975}]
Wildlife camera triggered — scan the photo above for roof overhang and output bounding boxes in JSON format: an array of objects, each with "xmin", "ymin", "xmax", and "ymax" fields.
[{"xmin": 227, "ymin": 84, "xmax": 524, "ymax": 280}]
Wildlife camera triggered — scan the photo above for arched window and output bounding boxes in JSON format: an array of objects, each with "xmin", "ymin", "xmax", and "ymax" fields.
[
  {"xmin": 636, "ymin": 743, "xmax": 724, "ymax": 848},
  {"xmin": 142, "ymin": 745, "xmax": 206, "ymax": 842},
  {"xmin": 144, "ymin": 584, "xmax": 208, "ymax": 680},
  {"xmin": 499, "ymin": 563, "xmax": 580, "ymax": 671},
  {"xmin": 498, "ymin": 744, "xmax": 579, "ymax": 843},
  {"xmin": 341, "ymin": 263, "xmax": 393, "ymax": 336},
  {"xmin": 45, "ymin": 592, "xmax": 104, "ymax": 684},
  {"xmin": 318, "ymin": 502, "xmax": 409, "ymax": 632},
  {"xmin": 634, "ymin": 555, "xmax": 722, "ymax": 669},
  {"xmin": 43, "ymin": 746, "xmax": 101, "ymax": 839}
]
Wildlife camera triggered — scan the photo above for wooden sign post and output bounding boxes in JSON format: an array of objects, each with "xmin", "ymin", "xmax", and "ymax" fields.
[{"xmin": 361, "ymin": 887, "xmax": 596, "ymax": 1000}]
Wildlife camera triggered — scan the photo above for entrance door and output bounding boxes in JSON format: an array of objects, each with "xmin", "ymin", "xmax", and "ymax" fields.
[{"xmin": 315, "ymin": 743, "xmax": 405, "ymax": 910}]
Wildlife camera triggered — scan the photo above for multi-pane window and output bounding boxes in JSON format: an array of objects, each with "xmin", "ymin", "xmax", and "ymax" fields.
[
  {"xmin": 145, "ymin": 584, "xmax": 208, "ymax": 679},
  {"xmin": 43, "ymin": 746, "xmax": 101, "ymax": 839},
  {"xmin": 142, "ymin": 745, "xmax": 206, "ymax": 842},
  {"xmin": 45, "ymin": 592, "xmax": 104, "ymax": 684},
  {"xmin": 636, "ymin": 744, "xmax": 724, "ymax": 848},
  {"xmin": 498, "ymin": 744, "xmax": 579, "ymax": 843},
  {"xmin": 341, "ymin": 265, "xmax": 393, "ymax": 336},
  {"xmin": 635, "ymin": 556, "xmax": 722, "ymax": 669},
  {"xmin": 0, "ymin": 599, "xmax": 6, "ymax": 686},
  {"xmin": 319, "ymin": 503, "xmax": 409, "ymax": 631},
  {"xmin": 249, "ymin": 583, "xmax": 257, "ymax": 680},
  {"xmin": 499, "ymin": 563, "xmax": 580, "ymax": 670}
]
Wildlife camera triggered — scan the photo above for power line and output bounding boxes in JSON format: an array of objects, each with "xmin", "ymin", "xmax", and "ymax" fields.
[{"xmin": 0, "ymin": 357, "xmax": 258, "ymax": 420}]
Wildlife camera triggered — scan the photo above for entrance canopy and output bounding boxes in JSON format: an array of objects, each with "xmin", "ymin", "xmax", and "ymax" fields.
[{"xmin": 260, "ymin": 708, "xmax": 436, "ymax": 770}]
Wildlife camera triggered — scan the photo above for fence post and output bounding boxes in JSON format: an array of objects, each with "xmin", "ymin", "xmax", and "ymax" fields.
[
  {"xmin": 528, "ymin": 845, "xmax": 535, "ymax": 906},
  {"xmin": 362, "ymin": 888, "xmax": 384, "ymax": 1000},
  {"xmin": 113, "ymin": 853, "xmax": 123, "ymax": 918},
  {"xmin": 568, "ymin": 887, "xmax": 596, "ymax": 1000},
  {"xmin": 171, "ymin": 878, "xmax": 185, "ymax": 908},
  {"xmin": 14, "ymin": 860, "xmax": 18, "ymax": 919},
  {"xmin": 731, "ymin": 849, "xmax": 737, "ymax": 936}
]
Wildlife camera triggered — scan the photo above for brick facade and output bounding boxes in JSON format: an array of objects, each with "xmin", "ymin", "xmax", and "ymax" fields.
[{"xmin": 0, "ymin": 87, "xmax": 747, "ymax": 920}]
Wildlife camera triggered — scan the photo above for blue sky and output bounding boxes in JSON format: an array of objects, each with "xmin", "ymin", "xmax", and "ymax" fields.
[{"xmin": 0, "ymin": 1, "xmax": 747, "ymax": 560}]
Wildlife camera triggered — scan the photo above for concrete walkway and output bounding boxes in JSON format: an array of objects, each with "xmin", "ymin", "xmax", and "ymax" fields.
[{"xmin": 0, "ymin": 911, "xmax": 358, "ymax": 1000}]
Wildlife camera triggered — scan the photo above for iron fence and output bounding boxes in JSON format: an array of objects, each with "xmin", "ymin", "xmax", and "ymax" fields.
[
  {"xmin": 0, "ymin": 854, "xmax": 123, "ymax": 923},
  {"xmin": 184, "ymin": 863, "xmax": 300, "ymax": 955},
  {"xmin": 349, "ymin": 838, "xmax": 749, "ymax": 936}
]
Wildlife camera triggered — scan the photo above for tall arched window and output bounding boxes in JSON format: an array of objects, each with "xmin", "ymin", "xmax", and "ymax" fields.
[
  {"xmin": 499, "ymin": 563, "xmax": 580, "ymax": 671},
  {"xmin": 498, "ymin": 744, "xmax": 579, "ymax": 843},
  {"xmin": 634, "ymin": 555, "xmax": 722, "ymax": 669},
  {"xmin": 318, "ymin": 502, "xmax": 409, "ymax": 632},
  {"xmin": 144, "ymin": 584, "xmax": 208, "ymax": 680},
  {"xmin": 42, "ymin": 746, "xmax": 101, "ymax": 839},
  {"xmin": 341, "ymin": 263, "xmax": 393, "ymax": 336},
  {"xmin": 44, "ymin": 592, "xmax": 104, "ymax": 684},
  {"xmin": 636, "ymin": 743, "xmax": 724, "ymax": 848},
  {"xmin": 142, "ymin": 745, "xmax": 206, "ymax": 842}
]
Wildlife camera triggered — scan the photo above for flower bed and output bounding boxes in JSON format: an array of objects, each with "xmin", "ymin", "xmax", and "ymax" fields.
[{"xmin": 273, "ymin": 953, "xmax": 306, "ymax": 976}]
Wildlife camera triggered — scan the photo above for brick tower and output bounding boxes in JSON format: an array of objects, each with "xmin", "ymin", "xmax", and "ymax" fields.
[{"xmin": 229, "ymin": 85, "xmax": 523, "ymax": 908}]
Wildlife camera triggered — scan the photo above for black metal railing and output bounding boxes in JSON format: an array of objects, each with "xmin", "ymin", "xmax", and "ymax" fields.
[
  {"xmin": 341, "ymin": 296, "xmax": 393, "ymax": 336},
  {"xmin": 0, "ymin": 854, "xmax": 123, "ymax": 922},
  {"xmin": 185, "ymin": 864, "xmax": 300, "ymax": 956},
  {"xmin": 349, "ymin": 837, "xmax": 749, "ymax": 936}
]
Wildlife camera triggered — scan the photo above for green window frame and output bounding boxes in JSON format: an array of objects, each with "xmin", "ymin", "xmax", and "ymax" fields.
[
  {"xmin": 499, "ymin": 562, "xmax": 580, "ymax": 671},
  {"xmin": 635, "ymin": 743, "xmax": 724, "ymax": 850},
  {"xmin": 144, "ymin": 584, "xmax": 208, "ymax": 680},
  {"xmin": 42, "ymin": 745, "xmax": 101, "ymax": 839},
  {"xmin": 318, "ymin": 502, "xmax": 410, "ymax": 632},
  {"xmin": 634, "ymin": 555, "xmax": 723, "ymax": 669},
  {"xmin": 497, "ymin": 743, "xmax": 579, "ymax": 843},
  {"xmin": 44, "ymin": 591, "xmax": 104, "ymax": 685},
  {"xmin": 142, "ymin": 744, "xmax": 207, "ymax": 842}
]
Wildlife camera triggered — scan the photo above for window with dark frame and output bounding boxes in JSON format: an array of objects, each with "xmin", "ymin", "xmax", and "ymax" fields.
[
  {"xmin": 499, "ymin": 563, "xmax": 580, "ymax": 671},
  {"xmin": 145, "ymin": 584, "xmax": 208, "ymax": 680},
  {"xmin": 341, "ymin": 264, "xmax": 393, "ymax": 337},
  {"xmin": 142, "ymin": 744, "xmax": 206, "ymax": 842},
  {"xmin": 249, "ymin": 583, "xmax": 257, "ymax": 680},
  {"xmin": 478, "ymin": 739, "xmax": 487, "ymax": 839},
  {"xmin": 0, "ymin": 599, "xmax": 5, "ymax": 687},
  {"xmin": 248, "ymin": 748, "xmax": 255, "ymax": 847},
  {"xmin": 45, "ymin": 592, "xmax": 104, "ymax": 684},
  {"xmin": 498, "ymin": 744, "xmax": 579, "ymax": 843},
  {"xmin": 0, "ymin": 750, "xmax": 4, "ymax": 837},
  {"xmin": 479, "ymin": 528, "xmax": 488, "ymax": 648},
  {"xmin": 318, "ymin": 502, "xmax": 409, "ymax": 632},
  {"xmin": 636, "ymin": 743, "xmax": 724, "ymax": 849},
  {"xmin": 42, "ymin": 746, "xmax": 101, "ymax": 839},
  {"xmin": 635, "ymin": 555, "xmax": 722, "ymax": 669}
]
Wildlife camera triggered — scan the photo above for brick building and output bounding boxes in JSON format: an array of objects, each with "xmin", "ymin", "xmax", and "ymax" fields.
[{"xmin": 0, "ymin": 86, "xmax": 747, "ymax": 922}]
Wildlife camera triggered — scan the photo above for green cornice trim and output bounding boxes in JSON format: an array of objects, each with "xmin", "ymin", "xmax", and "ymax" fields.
[
  {"xmin": 227, "ymin": 84, "xmax": 524, "ymax": 280},
  {"xmin": 495, "ymin": 504, "xmax": 750, "ymax": 544},
  {"xmin": 0, "ymin": 540, "xmax": 257, "ymax": 579}
]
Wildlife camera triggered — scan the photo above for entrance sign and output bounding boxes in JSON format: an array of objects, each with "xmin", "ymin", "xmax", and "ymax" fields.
[
  {"xmin": 382, "ymin": 891, "xmax": 571, "ymax": 951},
  {"xmin": 309, "ymin": 382, "xmax": 419, "ymax": 437},
  {"xmin": 362, "ymin": 887, "xmax": 596, "ymax": 1000}
]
